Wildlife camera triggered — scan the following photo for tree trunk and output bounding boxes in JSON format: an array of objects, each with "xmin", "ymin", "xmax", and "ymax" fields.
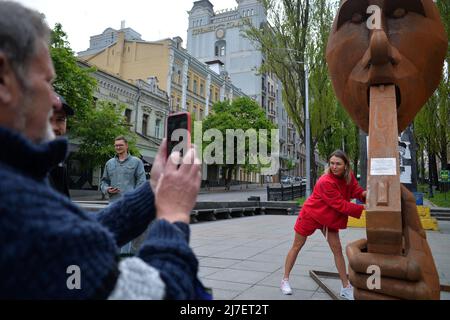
[
  {"xmin": 428, "ymin": 150, "xmax": 434, "ymax": 197},
  {"xmin": 358, "ymin": 129, "xmax": 368, "ymax": 189},
  {"xmin": 403, "ymin": 125, "xmax": 418, "ymax": 192},
  {"xmin": 226, "ymin": 165, "xmax": 234, "ymax": 191},
  {"xmin": 430, "ymin": 152, "xmax": 439, "ymax": 190},
  {"xmin": 353, "ymin": 156, "xmax": 359, "ymax": 181},
  {"xmin": 310, "ymin": 138, "xmax": 318, "ymax": 189},
  {"xmin": 420, "ymin": 148, "xmax": 426, "ymax": 184},
  {"xmin": 440, "ymin": 146, "xmax": 448, "ymax": 171}
]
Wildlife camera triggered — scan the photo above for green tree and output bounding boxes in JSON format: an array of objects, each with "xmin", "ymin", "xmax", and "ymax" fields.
[
  {"xmin": 202, "ymin": 97, "xmax": 276, "ymax": 189},
  {"xmin": 244, "ymin": 0, "xmax": 347, "ymax": 187},
  {"xmin": 435, "ymin": 0, "xmax": 449, "ymax": 170},
  {"xmin": 71, "ymin": 101, "xmax": 139, "ymax": 170},
  {"xmin": 243, "ymin": 0, "xmax": 310, "ymax": 149},
  {"xmin": 50, "ymin": 23, "xmax": 97, "ymax": 121},
  {"xmin": 50, "ymin": 23, "xmax": 139, "ymax": 171},
  {"xmin": 414, "ymin": 1, "xmax": 449, "ymax": 188}
]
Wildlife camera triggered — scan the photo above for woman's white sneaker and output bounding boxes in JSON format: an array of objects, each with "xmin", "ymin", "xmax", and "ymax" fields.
[
  {"xmin": 339, "ymin": 284, "xmax": 354, "ymax": 300},
  {"xmin": 280, "ymin": 279, "xmax": 293, "ymax": 295}
]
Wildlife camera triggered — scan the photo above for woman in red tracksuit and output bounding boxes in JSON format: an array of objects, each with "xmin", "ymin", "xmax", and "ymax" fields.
[{"xmin": 280, "ymin": 150, "xmax": 366, "ymax": 300}]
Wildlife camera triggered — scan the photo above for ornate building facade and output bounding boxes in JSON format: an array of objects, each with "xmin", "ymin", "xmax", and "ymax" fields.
[{"xmin": 186, "ymin": 0, "xmax": 305, "ymax": 180}]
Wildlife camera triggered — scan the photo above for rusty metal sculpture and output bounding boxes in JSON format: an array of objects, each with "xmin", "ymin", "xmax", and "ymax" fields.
[{"xmin": 326, "ymin": 0, "xmax": 447, "ymax": 299}]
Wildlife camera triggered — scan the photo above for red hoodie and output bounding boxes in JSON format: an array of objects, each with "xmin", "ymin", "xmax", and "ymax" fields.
[{"xmin": 300, "ymin": 172, "xmax": 365, "ymax": 230}]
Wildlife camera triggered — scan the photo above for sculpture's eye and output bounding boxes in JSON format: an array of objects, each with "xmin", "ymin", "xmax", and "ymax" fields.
[
  {"xmin": 385, "ymin": 0, "xmax": 425, "ymax": 19},
  {"xmin": 392, "ymin": 8, "xmax": 407, "ymax": 19},
  {"xmin": 351, "ymin": 12, "xmax": 364, "ymax": 23}
]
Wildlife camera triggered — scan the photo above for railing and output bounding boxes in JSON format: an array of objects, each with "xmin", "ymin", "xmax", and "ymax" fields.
[{"xmin": 267, "ymin": 183, "xmax": 306, "ymax": 201}]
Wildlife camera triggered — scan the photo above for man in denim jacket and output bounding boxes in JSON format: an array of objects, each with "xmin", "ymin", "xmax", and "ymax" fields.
[
  {"xmin": 101, "ymin": 136, "xmax": 146, "ymax": 202},
  {"xmin": 101, "ymin": 136, "xmax": 147, "ymax": 254}
]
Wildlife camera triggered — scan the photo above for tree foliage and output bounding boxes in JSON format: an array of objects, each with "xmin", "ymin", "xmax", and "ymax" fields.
[
  {"xmin": 414, "ymin": 0, "xmax": 449, "ymax": 179},
  {"xmin": 244, "ymin": 0, "xmax": 360, "ymax": 184},
  {"xmin": 50, "ymin": 24, "xmax": 138, "ymax": 170},
  {"xmin": 307, "ymin": 0, "xmax": 357, "ymax": 163},
  {"xmin": 71, "ymin": 101, "xmax": 139, "ymax": 170},
  {"xmin": 202, "ymin": 97, "xmax": 276, "ymax": 188},
  {"xmin": 244, "ymin": 0, "xmax": 310, "ymax": 144},
  {"xmin": 50, "ymin": 23, "xmax": 97, "ymax": 121}
]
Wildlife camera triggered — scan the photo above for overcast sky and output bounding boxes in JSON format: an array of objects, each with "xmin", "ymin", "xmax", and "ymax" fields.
[{"xmin": 15, "ymin": 0, "xmax": 238, "ymax": 53}]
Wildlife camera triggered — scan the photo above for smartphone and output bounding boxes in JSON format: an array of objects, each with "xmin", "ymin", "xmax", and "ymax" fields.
[{"xmin": 166, "ymin": 112, "xmax": 191, "ymax": 159}]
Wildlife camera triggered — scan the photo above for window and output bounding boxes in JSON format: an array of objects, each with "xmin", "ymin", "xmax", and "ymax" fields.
[
  {"xmin": 215, "ymin": 40, "xmax": 226, "ymax": 57},
  {"xmin": 142, "ymin": 114, "xmax": 149, "ymax": 136},
  {"xmin": 155, "ymin": 119, "xmax": 161, "ymax": 138},
  {"xmin": 187, "ymin": 74, "xmax": 191, "ymax": 90},
  {"xmin": 200, "ymin": 83, "xmax": 205, "ymax": 97},
  {"xmin": 193, "ymin": 79, "xmax": 198, "ymax": 94},
  {"xmin": 125, "ymin": 109, "xmax": 132, "ymax": 124}
]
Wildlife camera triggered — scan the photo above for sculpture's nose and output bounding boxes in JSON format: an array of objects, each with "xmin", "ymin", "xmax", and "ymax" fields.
[{"xmin": 369, "ymin": 29, "xmax": 391, "ymax": 66}]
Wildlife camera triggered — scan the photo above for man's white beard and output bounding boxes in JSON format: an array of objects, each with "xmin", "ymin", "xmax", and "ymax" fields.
[
  {"xmin": 43, "ymin": 120, "xmax": 56, "ymax": 142},
  {"xmin": 40, "ymin": 109, "xmax": 56, "ymax": 143}
]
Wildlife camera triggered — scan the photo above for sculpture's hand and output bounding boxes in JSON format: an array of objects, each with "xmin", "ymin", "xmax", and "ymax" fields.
[{"xmin": 346, "ymin": 185, "xmax": 440, "ymax": 299}]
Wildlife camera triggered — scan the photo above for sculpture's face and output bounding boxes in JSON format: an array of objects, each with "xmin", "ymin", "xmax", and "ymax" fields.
[{"xmin": 326, "ymin": 0, "xmax": 447, "ymax": 133}]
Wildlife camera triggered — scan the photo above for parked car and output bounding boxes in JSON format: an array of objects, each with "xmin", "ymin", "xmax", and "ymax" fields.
[{"xmin": 281, "ymin": 176, "xmax": 293, "ymax": 185}]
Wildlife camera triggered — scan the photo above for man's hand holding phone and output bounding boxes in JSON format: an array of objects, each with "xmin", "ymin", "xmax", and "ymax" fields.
[
  {"xmin": 107, "ymin": 187, "xmax": 120, "ymax": 194},
  {"xmin": 166, "ymin": 112, "xmax": 191, "ymax": 160},
  {"xmin": 155, "ymin": 148, "xmax": 201, "ymax": 224}
]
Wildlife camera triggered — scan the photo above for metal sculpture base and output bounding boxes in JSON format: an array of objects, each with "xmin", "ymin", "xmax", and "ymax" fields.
[{"xmin": 309, "ymin": 270, "xmax": 450, "ymax": 300}]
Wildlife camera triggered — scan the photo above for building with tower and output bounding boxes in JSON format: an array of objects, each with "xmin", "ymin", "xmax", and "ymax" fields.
[{"xmin": 187, "ymin": 0, "xmax": 306, "ymax": 179}]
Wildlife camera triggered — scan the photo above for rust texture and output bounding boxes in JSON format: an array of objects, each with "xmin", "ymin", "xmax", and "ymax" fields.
[{"xmin": 326, "ymin": 0, "xmax": 447, "ymax": 299}]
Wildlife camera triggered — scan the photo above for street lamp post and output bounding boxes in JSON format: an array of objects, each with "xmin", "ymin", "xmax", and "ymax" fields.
[{"xmin": 304, "ymin": 65, "xmax": 311, "ymax": 198}]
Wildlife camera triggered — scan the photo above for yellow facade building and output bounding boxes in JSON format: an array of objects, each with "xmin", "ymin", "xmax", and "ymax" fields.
[{"xmin": 79, "ymin": 33, "xmax": 244, "ymax": 121}]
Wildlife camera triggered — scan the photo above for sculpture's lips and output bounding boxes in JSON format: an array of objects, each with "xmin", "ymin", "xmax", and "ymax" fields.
[{"xmin": 367, "ymin": 84, "xmax": 402, "ymax": 109}]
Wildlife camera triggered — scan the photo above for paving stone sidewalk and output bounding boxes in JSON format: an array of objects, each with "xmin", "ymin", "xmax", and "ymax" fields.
[{"xmin": 191, "ymin": 215, "xmax": 450, "ymax": 300}]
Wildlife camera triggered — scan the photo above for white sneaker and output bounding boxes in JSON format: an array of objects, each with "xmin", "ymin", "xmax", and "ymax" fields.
[
  {"xmin": 340, "ymin": 284, "xmax": 354, "ymax": 300},
  {"xmin": 280, "ymin": 279, "xmax": 293, "ymax": 295}
]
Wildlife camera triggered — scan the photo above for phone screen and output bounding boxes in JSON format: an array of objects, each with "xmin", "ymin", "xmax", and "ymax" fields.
[{"xmin": 167, "ymin": 113, "xmax": 190, "ymax": 159}]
